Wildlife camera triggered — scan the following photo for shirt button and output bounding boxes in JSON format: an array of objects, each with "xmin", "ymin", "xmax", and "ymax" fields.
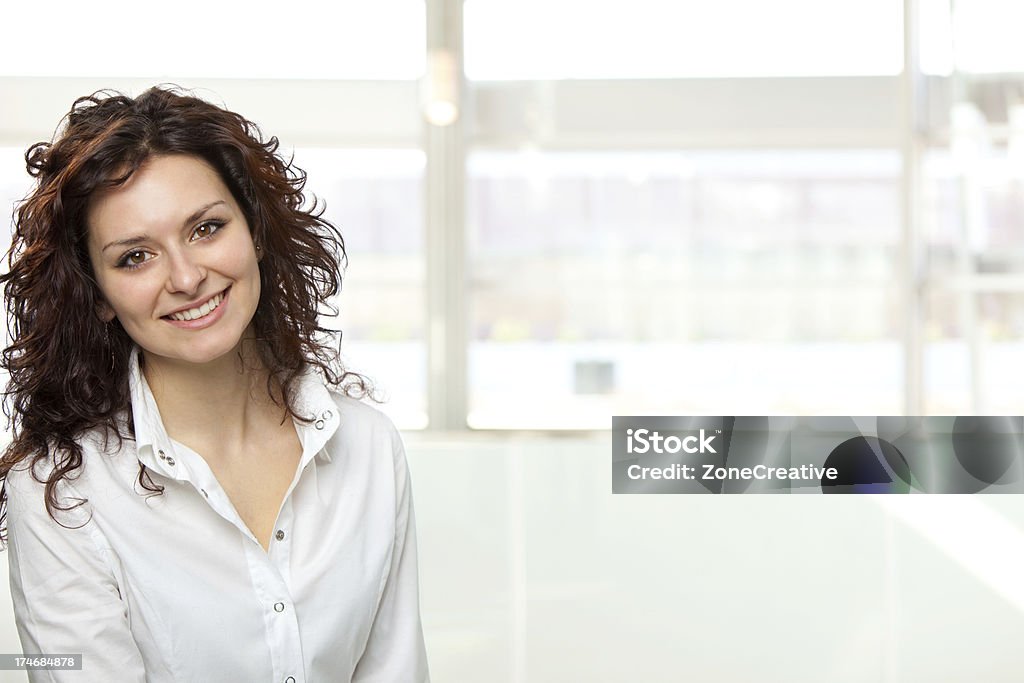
[
  {"xmin": 157, "ymin": 449, "xmax": 175, "ymax": 466},
  {"xmin": 274, "ymin": 602, "xmax": 285, "ymax": 613},
  {"xmin": 275, "ymin": 530, "xmax": 285, "ymax": 541},
  {"xmin": 314, "ymin": 419, "xmax": 325, "ymax": 430},
  {"xmin": 322, "ymin": 410, "xmax": 333, "ymax": 420},
  {"xmin": 201, "ymin": 489, "xmax": 209, "ymax": 498},
  {"xmin": 285, "ymin": 678, "xmax": 295, "ymax": 683}
]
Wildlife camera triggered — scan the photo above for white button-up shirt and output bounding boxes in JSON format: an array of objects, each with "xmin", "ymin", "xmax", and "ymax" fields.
[{"xmin": 5, "ymin": 349, "xmax": 429, "ymax": 682}]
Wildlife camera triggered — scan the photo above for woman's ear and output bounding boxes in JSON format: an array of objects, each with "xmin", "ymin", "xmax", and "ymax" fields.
[{"xmin": 96, "ymin": 301, "xmax": 116, "ymax": 323}]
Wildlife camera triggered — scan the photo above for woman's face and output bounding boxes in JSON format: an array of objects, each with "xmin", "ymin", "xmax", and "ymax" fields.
[{"xmin": 86, "ymin": 154, "xmax": 262, "ymax": 368}]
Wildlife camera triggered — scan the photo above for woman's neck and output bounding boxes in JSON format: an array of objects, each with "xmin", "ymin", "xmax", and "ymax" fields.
[{"xmin": 140, "ymin": 342, "xmax": 287, "ymax": 457}]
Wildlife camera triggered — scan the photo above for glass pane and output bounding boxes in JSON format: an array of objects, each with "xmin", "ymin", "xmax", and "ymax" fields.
[
  {"xmin": 919, "ymin": 0, "xmax": 955, "ymax": 75},
  {"xmin": 925, "ymin": 291, "xmax": 1024, "ymax": 414},
  {"xmin": 920, "ymin": 0, "xmax": 1024, "ymax": 75},
  {"xmin": 467, "ymin": 150, "xmax": 903, "ymax": 428},
  {"xmin": 923, "ymin": 147, "xmax": 1024, "ymax": 414},
  {"xmin": 466, "ymin": 0, "xmax": 903, "ymax": 79},
  {"xmin": 0, "ymin": 1, "xmax": 425, "ymax": 79},
  {"xmin": 297, "ymin": 149, "xmax": 427, "ymax": 429},
  {"xmin": 923, "ymin": 149, "xmax": 1024, "ymax": 273}
]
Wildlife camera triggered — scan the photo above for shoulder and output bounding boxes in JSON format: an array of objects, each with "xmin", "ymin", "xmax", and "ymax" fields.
[
  {"xmin": 326, "ymin": 390, "xmax": 404, "ymax": 455},
  {"xmin": 5, "ymin": 425, "xmax": 137, "ymax": 521},
  {"xmin": 318, "ymin": 391, "xmax": 415, "ymax": 518},
  {"xmin": 292, "ymin": 369, "xmax": 406, "ymax": 469},
  {"xmin": 329, "ymin": 390, "xmax": 399, "ymax": 433},
  {"xmin": 5, "ymin": 453, "xmax": 91, "ymax": 531},
  {"xmin": 5, "ymin": 458, "xmax": 47, "ymax": 512}
]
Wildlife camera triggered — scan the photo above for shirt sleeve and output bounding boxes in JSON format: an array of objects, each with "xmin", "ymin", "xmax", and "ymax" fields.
[
  {"xmin": 5, "ymin": 465, "xmax": 147, "ymax": 683},
  {"xmin": 352, "ymin": 428, "xmax": 430, "ymax": 683}
]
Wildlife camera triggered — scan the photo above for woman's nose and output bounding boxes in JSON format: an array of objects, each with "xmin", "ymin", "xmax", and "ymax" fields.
[{"xmin": 165, "ymin": 250, "xmax": 206, "ymax": 295}]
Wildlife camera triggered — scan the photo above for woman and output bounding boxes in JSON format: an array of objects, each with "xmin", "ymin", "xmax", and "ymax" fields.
[{"xmin": 0, "ymin": 86, "xmax": 429, "ymax": 682}]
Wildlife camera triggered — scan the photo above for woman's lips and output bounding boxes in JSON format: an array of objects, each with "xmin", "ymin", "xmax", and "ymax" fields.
[{"xmin": 162, "ymin": 287, "xmax": 230, "ymax": 330}]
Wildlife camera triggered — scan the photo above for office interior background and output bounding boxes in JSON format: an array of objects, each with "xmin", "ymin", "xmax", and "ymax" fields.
[{"xmin": 2, "ymin": 0, "xmax": 1024, "ymax": 680}]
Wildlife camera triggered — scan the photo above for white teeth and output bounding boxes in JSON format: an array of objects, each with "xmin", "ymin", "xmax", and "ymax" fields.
[{"xmin": 169, "ymin": 291, "xmax": 223, "ymax": 322}]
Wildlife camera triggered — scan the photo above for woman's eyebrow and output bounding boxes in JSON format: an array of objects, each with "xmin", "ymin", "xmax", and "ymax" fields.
[
  {"xmin": 101, "ymin": 200, "xmax": 228, "ymax": 253},
  {"xmin": 182, "ymin": 200, "xmax": 227, "ymax": 227},
  {"xmin": 102, "ymin": 234, "xmax": 149, "ymax": 253}
]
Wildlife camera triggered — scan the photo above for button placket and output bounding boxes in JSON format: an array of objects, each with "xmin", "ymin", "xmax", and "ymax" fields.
[{"xmin": 255, "ymin": 555, "xmax": 300, "ymax": 683}]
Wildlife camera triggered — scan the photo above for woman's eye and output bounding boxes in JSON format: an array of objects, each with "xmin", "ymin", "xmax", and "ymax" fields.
[
  {"xmin": 192, "ymin": 221, "xmax": 223, "ymax": 240},
  {"xmin": 117, "ymin": 250, "xmax": 151, "ymax": 269}
]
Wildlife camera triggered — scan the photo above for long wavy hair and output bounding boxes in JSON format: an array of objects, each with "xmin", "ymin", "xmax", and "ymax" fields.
[{"xmin": 0, "ymin": 85, "xmax": 371, "ymax": 535}]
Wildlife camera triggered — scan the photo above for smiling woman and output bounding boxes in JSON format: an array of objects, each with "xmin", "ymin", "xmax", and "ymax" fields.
[
  {"xmin": 0, "ymin": 87, "xmax": 429, "ymax": 682},
  {"xmin": 88, "ymin": 155, "xmax": 262, "ymax": 366}
]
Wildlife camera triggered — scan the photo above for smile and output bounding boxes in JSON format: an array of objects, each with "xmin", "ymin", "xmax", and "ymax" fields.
[
  {"xmin": 164, "ymin": 289, "xmax": 227, "ymax": 322},
  {"xmin": 162, "ymin": 286, "xmax": 231, "ymax": 327}
]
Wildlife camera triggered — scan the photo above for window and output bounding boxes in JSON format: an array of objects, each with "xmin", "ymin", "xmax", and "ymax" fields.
[
  {"xmin": 298, "ymin": 149, "xmax": 427, "ymax": 428},
  {"xmin": 920, "ymin": 0, "xmax": 1024, "ymax": 75},
  {"xmin": 0, "ymin": 1, "xmax": 425, "ymax": 79},
  {"xmin": 465, "ymin": 0, "xmax": 902, "ymax": 80},
  {"xmin": 923, "ymin": 149, "xmax": 1024, "ymax": 414},
  {"xmin": 467, "ymin": 150, "xmax": 903, "ymax": 428}
]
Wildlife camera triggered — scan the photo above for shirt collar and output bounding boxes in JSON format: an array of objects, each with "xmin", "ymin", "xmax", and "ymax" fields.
[
  {"xmin": 128, "ymin": 346, "xmax": 183, "ymax": 479},
  {"xmin": 128, "ymin": 347, "xmax": 341, "ymax": 478},
  {"xmin": 289, "ymin": 366, "xmax": 341, "ymax": 463}
]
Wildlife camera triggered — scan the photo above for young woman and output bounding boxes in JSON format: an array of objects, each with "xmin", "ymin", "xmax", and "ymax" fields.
[{"xmin": 0, "ymin": 87, "xmax": 429, "ymax": 682}]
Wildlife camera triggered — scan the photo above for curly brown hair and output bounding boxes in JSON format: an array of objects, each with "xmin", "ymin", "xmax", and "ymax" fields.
[{"xmin": 0, "ymin": 85, "xmax": 371, "ymax": 536}]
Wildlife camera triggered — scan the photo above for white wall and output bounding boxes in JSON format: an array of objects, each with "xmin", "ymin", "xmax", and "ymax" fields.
[{"xmin": 406, "ymin": 435, "xmax": 1024, "ymax": 682}]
